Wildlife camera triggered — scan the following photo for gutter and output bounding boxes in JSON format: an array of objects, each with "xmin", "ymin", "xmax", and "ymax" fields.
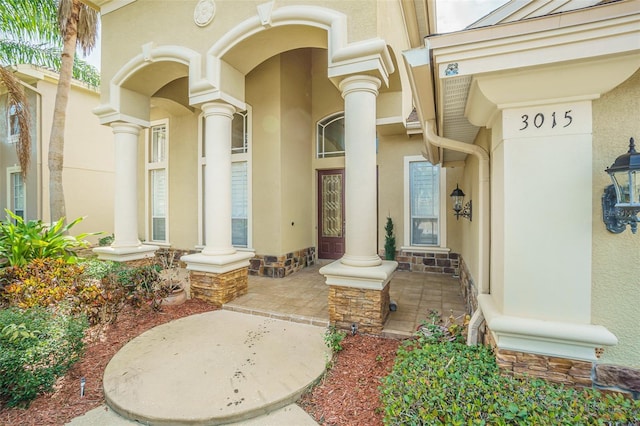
[{"xmin": 424, "ymin": 119, "xmax": 490, "ymax": 344}]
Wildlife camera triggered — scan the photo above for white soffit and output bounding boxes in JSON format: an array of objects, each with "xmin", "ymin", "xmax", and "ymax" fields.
[
  {"xmin": 467, "ymin": 0, "xmax": 603, "ymax": 29},
  {"xmin": 441, "ymin": 75, "xmax": 478, "ymax": 162}
]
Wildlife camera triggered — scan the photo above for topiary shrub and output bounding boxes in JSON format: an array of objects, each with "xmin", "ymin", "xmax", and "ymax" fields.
[
  {"xmin": 380, "ymin": 341, "xmax": 640, "ymax": 425},
  {"xmin": 0, "ymin": 306, "xmax": 87, "ymax": 407}
]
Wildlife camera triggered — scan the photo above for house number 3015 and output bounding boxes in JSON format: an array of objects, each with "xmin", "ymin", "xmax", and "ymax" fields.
[{"xmin": 520, "ymin": 110, "xmax": 573, "ymax": 131}]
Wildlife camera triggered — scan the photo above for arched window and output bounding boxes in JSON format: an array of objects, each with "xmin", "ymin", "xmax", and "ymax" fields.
[{"xmin": 317, "ymin": 113, "xmax": 344, "ymax": 158}]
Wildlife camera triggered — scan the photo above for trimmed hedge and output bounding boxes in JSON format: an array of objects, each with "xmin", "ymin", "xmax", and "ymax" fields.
[
  {"xmin": 380, "ymin": 341, "xmax": 640, "ymax": 425},
  {"xmin": 0, "ymin": 306, "xmax": 87, "ymax": 407}
]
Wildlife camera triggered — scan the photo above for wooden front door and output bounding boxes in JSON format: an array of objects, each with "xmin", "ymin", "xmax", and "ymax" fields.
[{"xmin": 318, "ymin": 169, "xmax": 345, "ymax": 260}]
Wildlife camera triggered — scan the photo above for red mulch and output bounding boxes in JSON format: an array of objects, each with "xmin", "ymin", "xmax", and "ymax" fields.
[
  {"xmin": 299, "ymin": 334, "xmax": 400, "ymax": 426},
  {"xmin": 0, "ymin": 302, "xmax": 401, "ymax": 426}
]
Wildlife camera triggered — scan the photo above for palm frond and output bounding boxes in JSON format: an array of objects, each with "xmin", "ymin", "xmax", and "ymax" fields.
[
  {"xmin": 0, "ymin": 0, "xmax": 59, "ymax": 46},
  {"xmin": 0, "ymin": 66, "xmax": 31, "ymax": 179}
]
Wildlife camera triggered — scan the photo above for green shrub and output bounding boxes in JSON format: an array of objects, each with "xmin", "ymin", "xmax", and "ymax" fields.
[
  {"xmin": 0, "ymin": 210, "xmax": 95, "ymax": 268},
  {"xmin": 324, "ymin": 325, "xmax": 347, "ymax": 353},
  {"xmin": 380, "ymin": 342, "xmax": 640, "ymax": 425},
  {"xmin": 0, "ymin": 306, "xmax": 87, "ymax": 407},
  {"xmin": 384, "ymin": 217, "xmax": 396, "ymax": 261}
]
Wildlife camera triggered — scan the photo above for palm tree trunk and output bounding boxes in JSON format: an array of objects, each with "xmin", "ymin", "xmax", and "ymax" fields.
[{"xmin": 48, "ymin": 0, "xmax": 80, "ymax": 224}]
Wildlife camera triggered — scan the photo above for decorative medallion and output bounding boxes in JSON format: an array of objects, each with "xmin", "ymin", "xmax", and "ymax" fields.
[{"xmin": 194, "ymin": 0, "xmax": 216, "ymax": 27}]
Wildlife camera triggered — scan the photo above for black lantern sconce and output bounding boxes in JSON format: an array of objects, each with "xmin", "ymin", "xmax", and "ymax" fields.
[
  {"xmin": 450, "ymin": 184, "xmax": 472, "ymax": 221},
  {"xmin": 603, "ymin": 137, "xmax": 640, "ymax": 234}
]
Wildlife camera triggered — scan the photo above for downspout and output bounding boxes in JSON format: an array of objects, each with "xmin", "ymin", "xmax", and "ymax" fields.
[{"xmin": 424, "ymin": 119, "xmax": 490, "ymax": 344}]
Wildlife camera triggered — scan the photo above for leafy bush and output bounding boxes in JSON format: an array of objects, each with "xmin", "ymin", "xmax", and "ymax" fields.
[
  {"xmin": 0, "ymin": 306, "xmax": 87, "ymax": 407},
  {"xmin": 1, "ymin": 258, "xmax": 86, "ymax": 309},
  {"xmin": 324, "ymin": 325, "xmax": 347, "ymax": 353},
  {"xmin": 0, "ymin": 210, "xmax": 94, "ymax": 268},
  {"xmin": 380, "ymin": 341, "xmax": 640, "ymax": 425}
]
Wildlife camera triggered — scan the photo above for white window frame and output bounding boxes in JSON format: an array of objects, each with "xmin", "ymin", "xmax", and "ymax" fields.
[
  {"xmin": 6, "ymin": 166, "xmax": 26, "ymax": 219},
  {"xmin": 145, "ymin": 119, "xmax": 170, "ymax": 245},
  {"xmin": 316, "ymin": 112, "xmax": 345, "ymax": 158},
  {"xmin": 402, "ymin": 156, "xmax": 448, "ymax": 250},
  {"xmin": 197, "ymin": 106, "xmax": 253, "ymax": 250}
]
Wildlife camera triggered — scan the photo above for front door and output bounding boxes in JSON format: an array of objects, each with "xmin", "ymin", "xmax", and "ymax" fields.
[{"xmin": 318, "ymin": 169, "xmax": 345, "ymax": 260}]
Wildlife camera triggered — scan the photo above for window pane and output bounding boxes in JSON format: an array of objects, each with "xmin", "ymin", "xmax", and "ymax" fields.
[
  {"xmin": 151, "ymin": 169, "xmax": 167, "ymax": 241},
  {"xmin": 8, "ymin": 103, "xmax": 21, "ymax": 143},
  {"xmin": 231, "ymin": 162, "xmax": 248, "ymax": 247},
  {"xmin": 10, "ymin": 172, "xmax": 25, "ymax": 219},
  {"xmin": 317, "ymin": 114, "xmax": 345, "ymax": 158},
  {"xmin": 232, "ymin": 111, "xmax": 248, "ymax": 154},
  {"xmin": 151, "ymin": 125, "xmax": 166, "ymax": 162},
  {"xmin": 152, "ymin": 218, "xmax": 166, "ymax": 241},
  {"xmin": 410, "ymin": 161, "xmax": 439, "ymax": 246}
]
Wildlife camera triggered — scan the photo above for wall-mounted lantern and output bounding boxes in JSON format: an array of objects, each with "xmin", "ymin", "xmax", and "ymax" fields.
[
  {"xmin": 450, "ymin": 184, "xmax": 472, "ymax": 221},
  {"xmin": 603, "ymin": 137, "xmax": 640, "ymax": 234}
]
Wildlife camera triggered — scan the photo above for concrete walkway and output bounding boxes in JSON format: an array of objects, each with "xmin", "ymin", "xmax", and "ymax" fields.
[{"xmin": 69, "ymin": 310, "xmax": 329, "ymax": 425}]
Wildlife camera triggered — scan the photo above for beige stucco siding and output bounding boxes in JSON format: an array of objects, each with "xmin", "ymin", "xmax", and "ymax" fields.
[
  {"xmin": 591, "ymin": 68, "xmax": 640, "ymax": 368},
  {"xmin": 247, "ymin": 55, "xmax": 283, "ymax": 254},
  {"xmin": 280, "ymin": 49, "xmax": 313, "ymax": 254},
  {"xmin": 99, "ymin": 0, "xmax": 379, "ymax": 106},
  {"xmin": 376, "ymin": 134, "xmax": 423, "ymax": 250},
  {"xmin": 37, "ymin": 78, "xmax": 114, "ymax": 242}
]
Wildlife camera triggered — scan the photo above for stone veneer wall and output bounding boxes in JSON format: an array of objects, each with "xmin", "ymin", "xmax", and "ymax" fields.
[
  {"xmin": 328, "ymin": 284, "xmax": 390, "ymax": 335},
  {"xmin": 249, "ymin": 247, "xmax": 315, "ymax": 278},
  {"xmin": 483, "ymin": 325, "xmax": 640, "ymax": 398},
  {"xmin": 392, "ymin": 250, "xmax": 460, "ymax": 275},
  {"xmin": 190, "ymin": 267, "xmax": 248, "ymax": 306}
]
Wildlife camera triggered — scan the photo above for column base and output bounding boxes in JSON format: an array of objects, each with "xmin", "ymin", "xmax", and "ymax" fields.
[
  {"xmin": 93, "ymin": 244, "xmax": 159, "ymax": 262},
  {"xmin": 181, "ymin": 251, "xmax": 254, "ymax": 305},
  {"xmin": 320, "ymin": 259, "xmax": 397, "ymax": 334},
  {"xmin": 478, "ymin": 294, "xmax": 618, "ymax": 362},
  {"xmin": 189, "ymin": 268, "xmax": 249, "ymax": 306}
]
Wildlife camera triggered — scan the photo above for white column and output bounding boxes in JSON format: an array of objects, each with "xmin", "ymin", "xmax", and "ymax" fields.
[
  {"xmin": 340, "ymin": 76, "xmax": 382, "ymax": 267},
  {"xmin": 112, "ymin": 122, "xmax": 142, "ymax": 248},
  {"xmin": 201, "ymin": 102, "xmax": 236, "ymax": 256},
  {"xmin": 94, "ymin": 122, "xmax": 157, "ymax": 262}
]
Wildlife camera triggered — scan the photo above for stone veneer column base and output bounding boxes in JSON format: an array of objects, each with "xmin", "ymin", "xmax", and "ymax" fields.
[
  {"xmin": 320, "ymin": 259, "xmax": 397, "ymax": 335},
  {"xmin": 189, "ymin": 267, "xmax": 248, "ymax": 306},
  {"xmin": 328, "ymin": 285, "xmax": 390, "ymax": 334},
  {"xmin": 485, "ymin": 331, "xmax": 593, "ymax": 386}
]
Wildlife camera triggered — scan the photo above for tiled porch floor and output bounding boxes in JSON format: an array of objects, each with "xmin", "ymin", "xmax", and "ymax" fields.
[{"xmin": 223, "ymin": 262, "xmax": 467, "ymax": 338}]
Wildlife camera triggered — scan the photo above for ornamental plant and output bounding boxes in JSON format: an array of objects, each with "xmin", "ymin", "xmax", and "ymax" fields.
[
  {"xmin": 384, "ymin": 216, "xmax": 396, "ymax": 261},
  {"xmin": 0, "ymin": 306, "xmax": 87, "ymax": 407},
  {"xmin": 380, "ymin": 341, "xmax": 640, "ymax": 425},
  {"xmin": 0, "ymin": 209, "xmax": 95, "ymax": 268}
]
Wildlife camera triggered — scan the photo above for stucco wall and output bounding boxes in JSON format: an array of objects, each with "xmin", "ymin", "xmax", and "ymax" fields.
[
  {"xmin": 247, "ymin": 55, "xmax": 283, "ymax": 255},
  {"xmin": 377, "ymin": 134, "xmax": 422, "ymax": 250},
  {"xmin": 100, "ymin": 0, "xmax": 379, "ymax": 105},
  {"xmin": 454, "ymin": 127, "xmax": 491, "ymax": 297},
  {"xmin": 280, "ymin": 49, "xmax": 313, "ymax": 254},
  {"xmin": 591, "ymin": 68, "xmax": 640, "ymax": 368}
]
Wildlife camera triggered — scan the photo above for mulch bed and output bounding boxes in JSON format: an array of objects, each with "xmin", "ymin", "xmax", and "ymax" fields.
[
  {"xmin": 299, "ymin": 334, "xmax": 400, "ymax": 426},
  {"xmin": 0, "ymin": 301, "xmax": 402, "ymax": 426}
]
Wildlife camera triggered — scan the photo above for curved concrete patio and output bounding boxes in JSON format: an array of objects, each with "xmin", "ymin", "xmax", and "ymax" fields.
[{"xmin": 101, "ymin": 310, "xmax": 330, "ymax": 425}]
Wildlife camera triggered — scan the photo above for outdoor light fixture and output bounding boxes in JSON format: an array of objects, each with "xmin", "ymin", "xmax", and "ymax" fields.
[
  {"xmin": 450, "ymin": 184, "xmax": 472, "ymax": 221},
  {"xmin": 603, "ymin": 137, "xmax": 640, "ymax": 234}
]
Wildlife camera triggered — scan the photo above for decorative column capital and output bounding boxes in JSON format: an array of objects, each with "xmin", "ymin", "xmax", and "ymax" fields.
[
  {"xmin": 339, "ymin": 75, "xmax": 381, "ymax": 98},
  {"xmin": 201, "ymin": 101, "xmax": 236, "ymax": 119},
  {"xmin": 110, "ymin": 122, "xmax": 143, "ymax": 136}
]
